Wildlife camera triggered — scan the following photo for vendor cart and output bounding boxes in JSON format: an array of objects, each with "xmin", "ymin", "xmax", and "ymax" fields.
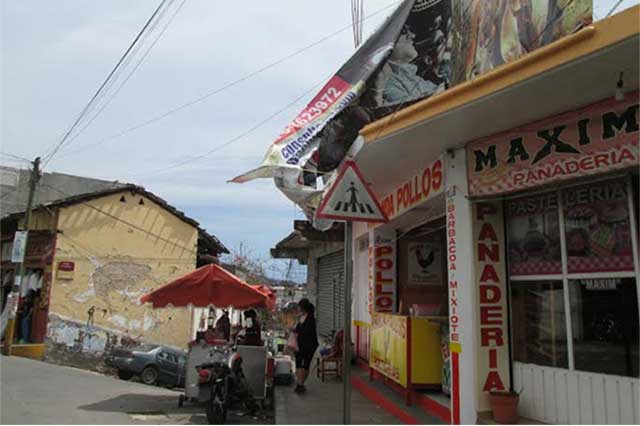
[
  {"xmin": 184, "ymin": 341, "xmax": 269, "ymax": 402},
  {"xmin": 140, "ymin": 263, "xmax": 275, "ymax": 409}
]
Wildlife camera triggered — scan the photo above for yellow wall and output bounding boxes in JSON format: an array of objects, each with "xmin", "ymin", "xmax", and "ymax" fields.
[{"xmin": 50, "ymin": 191, "xmax": 197, "ymax": 349}]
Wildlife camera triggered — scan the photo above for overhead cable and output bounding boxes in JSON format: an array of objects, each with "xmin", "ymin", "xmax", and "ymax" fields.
[
  {"xmin": 55, "ymin": 1, "xmax": 401, "ymax": 161},
  {"xmin": 126, "ymin": 73, "xmax": 332, "ymax": 179},
  {"xmin": 41, "ymin": 0, "xmax": 173, "ymax": 168},
  {"xmin": 51, "ymin": 0, "xmax": 188, "ymax": 162}
]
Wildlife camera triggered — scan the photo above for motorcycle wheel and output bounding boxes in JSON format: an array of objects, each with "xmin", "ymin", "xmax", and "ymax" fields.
[{"xmin": 206, "ymin": 397, "xmax": 226, "ymax": 425}]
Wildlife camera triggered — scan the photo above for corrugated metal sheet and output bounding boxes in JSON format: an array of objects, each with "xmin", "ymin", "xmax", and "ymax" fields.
[{"xmin": 317, "ymin": 250, "xmax": 344, "ymax": 338}]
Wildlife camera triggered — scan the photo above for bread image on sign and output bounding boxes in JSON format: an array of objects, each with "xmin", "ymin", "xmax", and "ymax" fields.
[{"xmin": 316, "ymin": 160, "xmax": 388, "ymax": 223}]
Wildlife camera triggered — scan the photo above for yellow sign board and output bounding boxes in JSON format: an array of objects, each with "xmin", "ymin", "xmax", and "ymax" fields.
[{"xmin": 370, "ymin": 313, "xmax": 407, "ymax": 387}]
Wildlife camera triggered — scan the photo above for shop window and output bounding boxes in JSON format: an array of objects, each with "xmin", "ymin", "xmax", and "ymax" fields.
[
  {"xmin": 569, "ymin": 278, "xmax": 639, "ymax": 378},
  {"xmin": 563, "ymin": 179, "xmax": 634, "ymax": 274},
  {"xmin": 510, "ymin": 281, "xmax": 568, "ymax": 368},
  {"xmin": 506, "ymin": 193, "xmax": 562, "ymax": 276}
]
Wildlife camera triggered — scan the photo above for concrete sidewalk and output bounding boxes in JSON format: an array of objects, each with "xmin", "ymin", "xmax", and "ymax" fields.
[{"xmin": 274, "ymin": 367, "xmax": 402, "ymax": 425}]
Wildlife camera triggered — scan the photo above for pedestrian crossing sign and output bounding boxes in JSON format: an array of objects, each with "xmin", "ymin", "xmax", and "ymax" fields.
[{"xmin": 316, "ymin": 160, "xmax": 388, "ymax": 223}]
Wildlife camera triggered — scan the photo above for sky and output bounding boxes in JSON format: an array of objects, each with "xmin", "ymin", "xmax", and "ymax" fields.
[{"xmin": 1, "ymin": 0, "xmax": 637, "ymax": 282}]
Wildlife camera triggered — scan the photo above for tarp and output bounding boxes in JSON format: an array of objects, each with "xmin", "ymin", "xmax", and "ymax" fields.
[
  {"xmin": 232, "ymin": 0, "xmax": 592, "ymax": 227},
  {"xmin": 140, "ymin": 264, "xmax": 274, "ymax": 310}
]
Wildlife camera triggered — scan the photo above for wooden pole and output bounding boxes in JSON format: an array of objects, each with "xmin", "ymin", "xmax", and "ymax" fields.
[{"xmin": 2, "ymin": 157, "xmax": 40, "ymax": 354}]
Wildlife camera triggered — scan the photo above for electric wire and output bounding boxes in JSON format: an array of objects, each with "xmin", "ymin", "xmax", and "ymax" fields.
[
  {"xmin": 52, "ymin": 0, "xmax": 187, "ymax": 162},
  {"xmin": 53, "ymin": 1, "xmax": 401, "ymax": 162},
  {"xmin": 0, "ymin": 152, "xmax": 31, "ymax": 163},
  {"xmin": 126, "ymin": 72, "xmax": 333, "ymax": 179},
  {"xmin": 606, "ymin": 0, "xmax": 625, "ymax": 17},
  {"xmin": 41, "ymin": 0, "xmax": 172, "ymax": 168}
]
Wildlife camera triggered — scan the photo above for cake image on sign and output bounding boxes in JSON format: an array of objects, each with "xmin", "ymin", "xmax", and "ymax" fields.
[{"xmin": 316, "ymin": 160, "xmax": 388, "ymax": 223}]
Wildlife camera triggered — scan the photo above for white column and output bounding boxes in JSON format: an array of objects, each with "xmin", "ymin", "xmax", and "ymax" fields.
[{"xmin": 445, "ymin": 148, "xmax": 478, "ymax": 424}]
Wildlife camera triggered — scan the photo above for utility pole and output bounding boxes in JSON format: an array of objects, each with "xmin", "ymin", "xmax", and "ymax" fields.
[
  {"xmin": 2, "ymin": 157, "xmax": 41, "ymax": 354},
  {"xmin": 342, "ymin": 221, "xmax": 353, "ymax": 425}
]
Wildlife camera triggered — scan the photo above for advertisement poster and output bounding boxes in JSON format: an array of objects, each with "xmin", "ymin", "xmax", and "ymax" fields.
[
  {"xmin": 564, "ymin": 178, "xmax": 634, "ymax": 273},
  {"xmin": 408, "ymin": 242, "xmax": 443, "ymax": 285},
  {"xmin": 467, "ymin": 96, "xmax": 639, "ymax": 197},
  {"xmin": 450, "ymin": 0, "xmax": 592, "ymax": 84},
  {"xmin": 11, "ymin": 231, "xmax": 27, "ymax": 263},
  {"xmin": 370, "ymin": 313, "xmax": 408, "ymax": 387},
  {"xmin": 506, "ymin": 193, "xmax": 562, "ymax": 276},
  {"xmin": 234, "ymin": 0, "xmax": 592, "ymax": 226}
]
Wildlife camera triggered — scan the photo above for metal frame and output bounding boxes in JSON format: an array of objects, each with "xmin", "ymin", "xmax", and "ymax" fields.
[{"xmin": 507, "ymin": 175, "xmax": 639, "ymax": 374}]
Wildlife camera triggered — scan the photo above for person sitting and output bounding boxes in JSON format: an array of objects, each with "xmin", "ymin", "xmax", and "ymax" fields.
[
  {"xmin": 237, "ymin": 309, "xmax": 262, "ymax": 346},
  {"xmin": 215, "ymin": 310, "xmax": 231, "ymax": 341}
]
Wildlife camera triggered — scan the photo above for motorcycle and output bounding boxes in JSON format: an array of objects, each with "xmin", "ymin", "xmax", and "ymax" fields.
[{"xmin": 195, "ymin": 345, "xmax": 258, "ymax": 424}]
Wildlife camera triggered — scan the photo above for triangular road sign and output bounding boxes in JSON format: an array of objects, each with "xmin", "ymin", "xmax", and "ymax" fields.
[{"xmin": 316, "ymin": 161, "xmax": 388, "ymax": 223}]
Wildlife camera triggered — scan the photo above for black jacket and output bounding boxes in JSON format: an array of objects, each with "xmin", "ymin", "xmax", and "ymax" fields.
[{"xmin": 295, "ymin": 314, "xmax": 319, "ymax": 354}]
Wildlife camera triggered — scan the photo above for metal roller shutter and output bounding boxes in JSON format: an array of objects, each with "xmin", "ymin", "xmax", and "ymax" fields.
[{"xmin": 317, "ymin": 250, "xmax": 344, "ymax": 338}]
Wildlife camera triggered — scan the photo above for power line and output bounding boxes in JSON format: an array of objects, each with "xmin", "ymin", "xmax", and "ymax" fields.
[
  {"xmin": 51, "ymin": 0, "xmax": 187, "ymax": 162},
  {"xmin": 52, "ymin": 1, "xmax": 401, "ymax": 161},
  {"xmin": 606, "ymin": 0, "xmax": 626, "ymax": 17},
  {"xmin": 126, "ymin": 72, "xmax": 332, "ymax": 179},
  {"xmin": 0, "ymin": 152, "xmax": 31, "ymax": 163},
  {"xmin": 41, "ymin": 0, "xmax": 172, "ymax": 168}
]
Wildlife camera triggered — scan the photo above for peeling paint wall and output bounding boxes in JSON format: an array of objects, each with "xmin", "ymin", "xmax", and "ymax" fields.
[
  {"xmin": 50, "ymin": 191, "xmax": 197, "ymax": 360},
  {"xmin": 45, "ymin": 314, "xmax": 145, "ymax": 373}
]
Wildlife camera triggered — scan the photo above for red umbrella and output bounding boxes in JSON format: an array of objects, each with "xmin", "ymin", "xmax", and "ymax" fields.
[
  {"xmin": 252, "ymin": 285, "xmax": 276, "ymax": 309},
  {"xmin": 140, "ymin": 264, "xmax": 271, "ymax": 310}
]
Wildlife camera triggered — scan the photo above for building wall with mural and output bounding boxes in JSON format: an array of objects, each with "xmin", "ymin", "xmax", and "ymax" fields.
[{"xmin": 45, "ymin": 191, "xmax": 198, "ymax": 369}]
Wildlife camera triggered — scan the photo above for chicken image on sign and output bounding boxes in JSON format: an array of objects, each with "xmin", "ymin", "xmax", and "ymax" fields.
[{"xmin": 316, "ymin": 161, "xmax": 388, "ymax": 223}]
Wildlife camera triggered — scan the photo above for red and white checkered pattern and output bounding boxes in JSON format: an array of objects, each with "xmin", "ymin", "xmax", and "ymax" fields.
[
  {"xmin": 568, "ymin": 255, "xmax": 635, "ymax": 273},
  {"xmin": 510, "ymin": 260, "xmax": 562, "ymax": 276}
]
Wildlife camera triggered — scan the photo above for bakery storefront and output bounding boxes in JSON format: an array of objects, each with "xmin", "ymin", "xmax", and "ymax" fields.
[{"xmin": 466, "ymin": 95, "xmax": 640, "ymax": 424}]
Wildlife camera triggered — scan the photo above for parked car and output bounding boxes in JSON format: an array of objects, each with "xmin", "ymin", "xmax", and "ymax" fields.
[{"xmin": 106, "ymin": 344, "xmax": 187, "ymax": 388}]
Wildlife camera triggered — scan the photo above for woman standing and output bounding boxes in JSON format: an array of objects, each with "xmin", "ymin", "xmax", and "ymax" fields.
[{"xmin": 294, "ymin": 298, "xmax": 319, "ymax": 394}]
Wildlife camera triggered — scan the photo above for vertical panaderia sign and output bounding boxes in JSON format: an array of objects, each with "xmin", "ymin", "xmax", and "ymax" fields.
[
  {"xmin": 467, "ymin": 96, "xmax": 639, "ymax": 197},
  {"xmin": 474, "ymin": 202, "xmax": 510, "ymax": 410}
]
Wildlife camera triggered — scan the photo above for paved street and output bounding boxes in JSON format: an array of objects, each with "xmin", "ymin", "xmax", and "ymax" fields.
[
  {"xmin": 275, "ymin": 365, "xmax": 403, "ymax": 425},
  {"xmin": 0, "ymin": 355, "xmax": 271, "ymax": 425}
]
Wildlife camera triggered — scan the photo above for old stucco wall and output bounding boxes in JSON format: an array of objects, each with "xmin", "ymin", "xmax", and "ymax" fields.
[{"xmin": 48, "ymin": 191, "xmax": 197, "ymax": 359}]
